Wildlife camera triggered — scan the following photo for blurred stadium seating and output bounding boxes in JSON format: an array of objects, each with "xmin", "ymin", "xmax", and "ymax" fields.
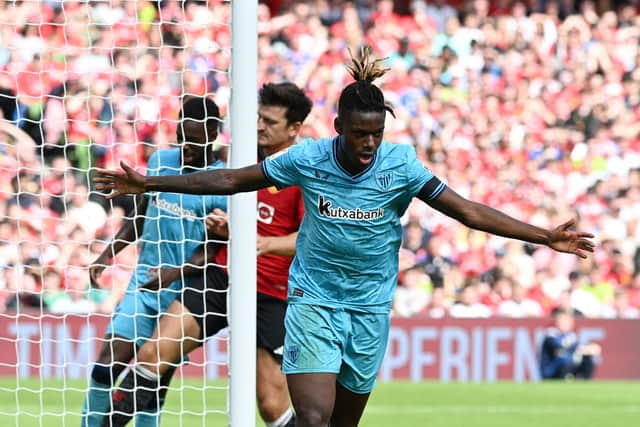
[{"xmin": 0, "ymin": 0, "xmax": 638, "ymax": 322}]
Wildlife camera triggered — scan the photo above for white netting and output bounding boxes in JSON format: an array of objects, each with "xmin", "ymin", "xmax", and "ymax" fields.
[{"xmin": 0, "ymin": 1, "xmax": 232, "ymax": 425}]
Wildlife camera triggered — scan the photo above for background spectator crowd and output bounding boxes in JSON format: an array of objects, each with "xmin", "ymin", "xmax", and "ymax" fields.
[{"xmin": 0, "ymin": 0, "xmax": 639, "ymax": 320}]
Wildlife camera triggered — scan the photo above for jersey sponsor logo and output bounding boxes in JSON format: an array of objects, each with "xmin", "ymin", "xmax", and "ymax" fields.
[
  {"xmin": 257, "ymin": 201, "xmax": 275, "ymax": 224},
  {"xmin": 150, "ymin": 193, "xmax": 198, "ymax": 221},
  {"xmin": 317, "ymin": 195, "xmax": 384, "ymax": 221},
  {"xmin": 375, "ymin": 171, "xmax": 393, "ymax": 191}
]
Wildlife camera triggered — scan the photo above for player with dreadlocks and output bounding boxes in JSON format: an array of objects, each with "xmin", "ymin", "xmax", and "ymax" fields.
[{"xmin": 95, "ymin": 46, "xmax": 595, "ymax": 426}]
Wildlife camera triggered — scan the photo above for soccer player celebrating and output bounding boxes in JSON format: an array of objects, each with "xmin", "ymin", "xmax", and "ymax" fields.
[
  {"xmin": 95, "ymin": 47, "xmax": 595, "ymax": 427},
  {"xmin": 82, "ymin": 97, "xmax": 228, "ymax": 427},
  {"xmin": 99, "ymin": 82, "xmax": 311, "ymax": 427}
]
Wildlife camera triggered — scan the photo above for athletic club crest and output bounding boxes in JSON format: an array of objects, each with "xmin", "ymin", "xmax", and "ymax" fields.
[
  {"xmin": 375, "ymin": 172, "xmax": 393, "ymax": 191},
  {"xmin": 287, "ymin": 345, "xmax": 300, "ymax": 363}
]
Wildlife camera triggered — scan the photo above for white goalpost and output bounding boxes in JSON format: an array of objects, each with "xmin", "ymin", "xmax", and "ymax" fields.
[
  {"xmin": 229, "ymin": 0, "xmax": 257, "ymax": 427},
  {"xmin": 0, "ymin": 0, "xmax": 257, "ymax": 425}
]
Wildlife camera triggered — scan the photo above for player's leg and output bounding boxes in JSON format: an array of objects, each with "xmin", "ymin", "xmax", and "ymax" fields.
[
  {"xmin": 82, "ymin": 334, "xmax": 136, "ymax": 427},
  {"xmin": 282, "ymin": 303, "xmax": 346, "ymax": 426},
  {"xmin": 132, "ymin": 307, "xmax": 182, "ymax": 427},
  {"xmin": 82, "ymin": 286, "xmax": 145, "ymax": 427},
  {"xmin": 102, "ymin": 300, "xmax": 202, "ymax": 427},
  {"xmin": 135, "ymin": 365, "xmax": 176, "ymax": 427},
  {"xmin": 257, "ymin": 349, "xmax": 295, "ymax": 426},
  {"xmin": 104, "ymin": 266, "xmax": 229, "ymax": 427},
  {"xmin": 330, "ymin": 384, "xmax": 370, "ymax": 427},
  {"xmin": 140, "ymin": 300, "xmax": 203, "ymax": 375},
  {"xmin": 142, "ymin": 266, "xmax": 228, "ymax": 424},
  {"xmin": 331, "ymin": 310, "xmax": 390, "ymax": 426},
  {"xmin": 287, "ymin": 373, "xmax": 337, "ymax": 427},
  {"xmin": 256, "ymin": 293, "xmax": 295, "ymax": 426},
  {"xmin": 129, "ymin": 281, "xmax": 192, "ymax": 426}
]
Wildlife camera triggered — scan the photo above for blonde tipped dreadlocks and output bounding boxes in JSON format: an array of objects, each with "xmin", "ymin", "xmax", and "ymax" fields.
[
  {"xmin": 339, "ymin": 45, "xmax": 395, "ymax": 118},
  {"xmin": 346, "ymin": 45, "xmax": 390, "ymax": 83}
]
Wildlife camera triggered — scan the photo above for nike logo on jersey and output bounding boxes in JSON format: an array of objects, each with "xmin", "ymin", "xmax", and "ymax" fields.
[{"xmin": 317, "ymin": 195, "xmax": 384, "ymax": 221}]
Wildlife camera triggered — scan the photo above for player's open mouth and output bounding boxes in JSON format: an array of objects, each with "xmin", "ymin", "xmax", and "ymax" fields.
[{"xmin": 359, "ymin": 153, "xmax": 374, "ymax": 164}]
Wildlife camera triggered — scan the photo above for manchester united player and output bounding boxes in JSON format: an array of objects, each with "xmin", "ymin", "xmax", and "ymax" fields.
[{"xmin": 100, "ymin": 82, "xmax": 312, "ymax": 427}]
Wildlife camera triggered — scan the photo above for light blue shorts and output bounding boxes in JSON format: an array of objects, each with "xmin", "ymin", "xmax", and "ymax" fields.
[
  {"xmin": 282, "ymin": 303, "xmax": 390, "ymax": 394},
  {"xmin": 105, "ymin": 287, "xmax": 160, "ymax": 348}
]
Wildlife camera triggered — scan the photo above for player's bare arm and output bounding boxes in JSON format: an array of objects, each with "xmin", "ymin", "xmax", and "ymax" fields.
[
  {"xmin": 203, "ymin": 208, "xmax": 297, "ymax": 256},
  {"xmin": 94, "ymin": 161, "xmax": 271, "ymax": 199},
  {"xmin": 257, "ymin": 232, "xmax": 298, "ymax": 257},
  {"xmin": 143, "ymin": 209, "xmax": 227, "ymax": 291},
  {"xmin": 424, "ymin": 186, "xmax": 595, "ymax": 258},
  {"xmin": 90, "ymin": 195, "xmax": 148, "ymax": 287},
  {"xmin": 141, "ymin": 242, "xmax": 219, "ymax": 291}
]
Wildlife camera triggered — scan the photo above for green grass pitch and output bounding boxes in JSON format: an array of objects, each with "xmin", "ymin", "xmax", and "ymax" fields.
[{"xmin": 0, "ymin": 378, "xmax": 638, "ymax": 426}]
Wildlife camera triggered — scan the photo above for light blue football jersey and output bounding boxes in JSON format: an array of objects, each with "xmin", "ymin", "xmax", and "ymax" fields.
[
  {"xmin": 262, "ymin": 137, "xmax": 445, "ymax": 313},
  {"xmin": 131, "ymin": 148, "xmax": 227, "ymax": 313}
]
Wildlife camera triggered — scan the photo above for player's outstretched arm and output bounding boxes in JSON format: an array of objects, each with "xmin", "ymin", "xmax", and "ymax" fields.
[
  {"xmin": 143, "ymin": 209, "xmax": 227, "ymax": 291},
  {"xmin": 423, "ymin": 187, "xmax": 595, "ymax": 258},
  {"xmin": 142, "ymin": 242, "xmax": 220, "ymax": 291},
  {"xmin": 94, "ymin": 161, "xmax": 271, "ymax": 199},
  {"xmin": 90, "ymin": 195, "xmax": 149, "ymax": 287}
]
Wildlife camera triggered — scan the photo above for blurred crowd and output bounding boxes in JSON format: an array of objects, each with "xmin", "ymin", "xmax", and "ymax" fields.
[{"xmin": 0, "ymin": 0, "xmax": 639, "ymax": 319}]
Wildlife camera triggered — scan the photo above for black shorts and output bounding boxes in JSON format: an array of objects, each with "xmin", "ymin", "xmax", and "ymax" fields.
[
  {"xmin": 181, "ymin": 266, "xmax": 288, "ymax": 363},
  {"xmin": 181, "ymin": 266, "xmax": 229, "ymax": 341},
  {"xmin": 256, "ymin": 292, "xmax": 287, "ymax": 363}
]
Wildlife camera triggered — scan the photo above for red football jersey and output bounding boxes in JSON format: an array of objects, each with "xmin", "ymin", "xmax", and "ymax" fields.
[
  {"xmin": 256, "ymin": 185, "xmax": 304, "ymax": 300},
  {"xmin": 214, "ymin": 185, "xmax": 304, "ymax": 301}
]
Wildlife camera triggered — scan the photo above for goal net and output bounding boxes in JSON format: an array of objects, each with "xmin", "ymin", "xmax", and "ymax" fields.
[{"xmin": 0, "ymin": 1, "xmax": 246, "ymax": 425}]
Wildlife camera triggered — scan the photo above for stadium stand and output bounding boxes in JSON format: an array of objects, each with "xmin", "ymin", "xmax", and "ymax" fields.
[{"xmin": 0, "ymin": 0, "xmax": 639, "ymax": 320}]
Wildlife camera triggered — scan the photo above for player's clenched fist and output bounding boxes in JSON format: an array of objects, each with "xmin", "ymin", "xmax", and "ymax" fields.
[{"xmin": 205, "ymin": 208, "xmax": 229, "ymax": 240}]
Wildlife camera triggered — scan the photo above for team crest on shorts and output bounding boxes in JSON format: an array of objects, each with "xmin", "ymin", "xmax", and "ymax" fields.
[
  {"xmin": 375, "ymin": 171, "xmax": 393, "ymax": 191},
  {"xmin": 287, "ymin": 344, "xmax": 300, "ymax": 363}
]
